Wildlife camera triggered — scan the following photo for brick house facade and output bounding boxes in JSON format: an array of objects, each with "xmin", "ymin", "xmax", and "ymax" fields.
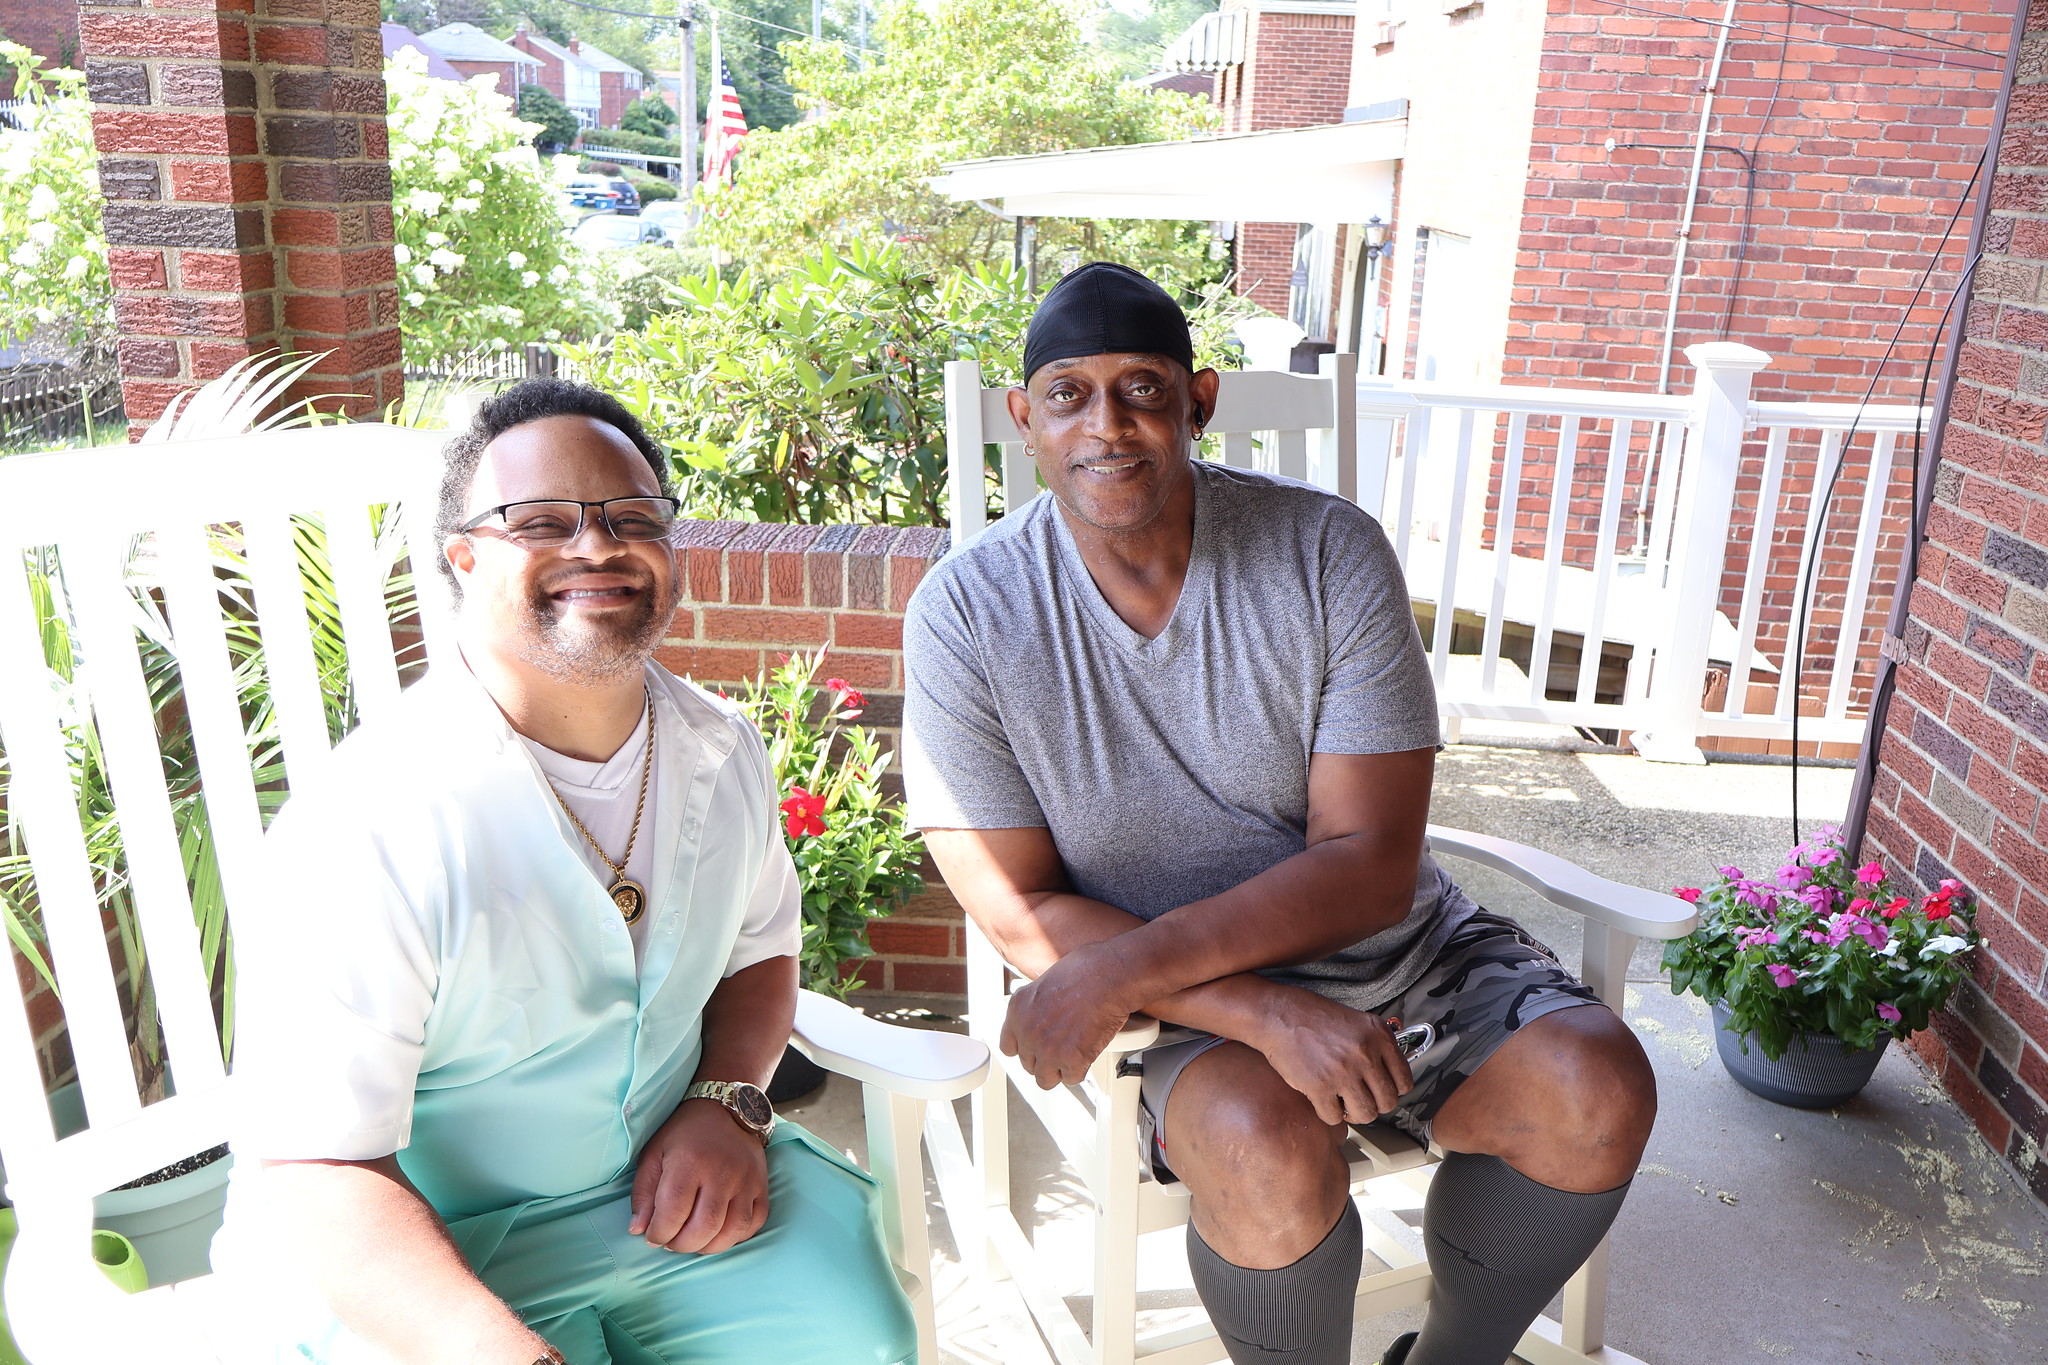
[
  {"xmin": 1, "ymin": 0, "xmax": 80, "ymax": 70},
  {"xmin": 1211, "ymin": 0, "xmax": 1358, "ymax": 326},
  {"xmin": 1858, "ymin": 0, "xmax": 2048, "ymax": 1206}
]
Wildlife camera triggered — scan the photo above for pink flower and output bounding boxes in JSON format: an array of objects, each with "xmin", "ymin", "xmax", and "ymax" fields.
[
  {"xmin": 1736, "ymin": 928, "xmax": 1780, "ymax": 950},
  {"xmin": 1877, "ymin": 1002, "xmax": 1903, "ymax": 1023},
  {"xmin": 1940, "ymin": 878, "xmax": 1964, "ymax": 896},
  {"xmin": 1849, "ymin": 919, "xmax": 1889, "ymax": 951},
  {"xmin": 1811, "ymin": 846, "xmax": 1842, "ymax": 867},
  {"xmin": 1856, "ymin": 861, "xmax": 1886, "ymax": 885},
  {"xmin": 1766, "ymin": 963, "xmax": 1800, "ymax": 988},
  {"xmin": 1775, "ymin": 863, "xmax": 1811, "ymax": 890},
  {"xmin": 1673, "ymin": 887, "xmax": 1702, "ymax": 903},
  {"xmin": 824, "ymin": 677, "xmax": 866, "ymax": 715}
]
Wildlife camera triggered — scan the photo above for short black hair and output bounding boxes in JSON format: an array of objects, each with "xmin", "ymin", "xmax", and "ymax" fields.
[{"xmin": 433, "ymin": 377, "xmax": 674, "ymax": 595}]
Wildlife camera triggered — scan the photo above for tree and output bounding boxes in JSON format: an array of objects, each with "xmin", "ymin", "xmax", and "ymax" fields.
[
  {"xmin": 619, "ymin": 91, "xmax": 676, "ymax": 136},
  {"xmin": 1094, "ymin": 0, "xmax": 1220, "ymax": 77},
  {"xmin": 700, "ymin": 0, "xmax": 1222, "ymax": 285},
  {"xmin": 518, "ymin": 82, "xmax": 579, "ymax": 151},
  {"xmin": 0, "ymin": 43, "xmax": 110, "ymax": 351},
  {"xmin": 386, "ymin": 48, "xmax": 619, "ymax": 363}
]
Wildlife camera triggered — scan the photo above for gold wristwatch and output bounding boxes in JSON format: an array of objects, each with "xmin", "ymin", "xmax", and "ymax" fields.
[{"xmin": 683, "ymin": 1080, "xmax": 776, "ymax": 1144}]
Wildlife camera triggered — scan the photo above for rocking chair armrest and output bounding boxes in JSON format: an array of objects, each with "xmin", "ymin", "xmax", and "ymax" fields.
[
  {"xmin": 1425, "ymin": 825, "xmax": 1699, "ymax": 941},
  {"xmin": 790, "ymin": 990, "xmax": 990, "ymax": 1103}
]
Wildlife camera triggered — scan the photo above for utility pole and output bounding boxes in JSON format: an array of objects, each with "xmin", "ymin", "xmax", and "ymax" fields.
[
  {"xmin": 812, "ymin": 0, "xmax": 822, "ymax": 39},
  {"xmin": 679, "ymin": 2, "xmax": 698, "ymax": 196},
  {"xmin": 856, "ymin": 1, "xmax": 867, "ymax": 63}
]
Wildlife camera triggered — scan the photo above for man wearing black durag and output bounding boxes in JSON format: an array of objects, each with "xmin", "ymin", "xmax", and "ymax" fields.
[{"xmin": 901, "ymin": 262, "xmax": 1657, "ymax": 1365}]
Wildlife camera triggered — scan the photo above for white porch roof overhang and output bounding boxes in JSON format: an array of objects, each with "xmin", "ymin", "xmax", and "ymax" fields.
[{"xmin": 927, "ymin": 117, "xmax": 1405, "ymax": 225}]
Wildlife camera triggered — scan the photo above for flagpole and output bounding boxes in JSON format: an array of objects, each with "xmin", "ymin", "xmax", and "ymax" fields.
[
  {"xmin": 679, "ymin": 1, "xmax": 698, "ymax": 201},
  {"xmin": 701, "ymin": 15, "xmax": 721, "ymax": 194}
]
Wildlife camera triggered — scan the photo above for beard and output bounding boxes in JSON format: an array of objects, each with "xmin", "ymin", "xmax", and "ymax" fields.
[{"xmin": 516, "ymin": 559, "xmax": 681, "ymax": 686}]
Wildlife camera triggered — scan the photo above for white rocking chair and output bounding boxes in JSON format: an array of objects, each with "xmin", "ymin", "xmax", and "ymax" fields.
[
  {"xmin": 0, "ymin": 426, "xmax": 986, "ymax": 1365},
  {"xmin": 923, "ymin": 828, "xmax": 1696, "ymax": 1365}
]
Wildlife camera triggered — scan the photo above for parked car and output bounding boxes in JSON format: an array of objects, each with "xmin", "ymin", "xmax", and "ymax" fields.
[
  {"xmin": 605, "ymin": 178, "xmax": 642, "ymax": 215},
  {"xmin": 642, "ymin": 199, "xmax": 691, "ymax": 232},
  {"xmin": 561, "ymin": 177, "xmax": 623, "ymax": 212},
  {"xmin": 568, "ymin": 213, "xmax": 673, "ymax": 251}
]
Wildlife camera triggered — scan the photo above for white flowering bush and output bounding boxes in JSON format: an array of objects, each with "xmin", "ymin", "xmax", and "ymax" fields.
[
  {"xmin": 0, "ymin": 44, "xmax": 110, "ymax": 349},
  {"xmin": 386, "ymin": 49, "xmax": 618, "ymax": 365}
]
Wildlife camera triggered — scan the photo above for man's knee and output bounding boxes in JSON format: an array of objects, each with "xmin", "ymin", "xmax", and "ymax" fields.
[
  {"xmin": 1546, "ymin": 1007, "xmax": 1657, "ymax": 1146},
  {"xmin": 1167, "ymin": 1045, "xmax": 1348, "ymax": 1197}
]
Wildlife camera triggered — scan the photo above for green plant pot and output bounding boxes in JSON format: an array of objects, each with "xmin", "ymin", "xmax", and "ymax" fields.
[
  {"xmin": 1711, "ymin": 1000, "xmax": 1888, "ymax": 1109},
  {"xmin": 0, "ymin": 1208, "xmax": 147, "ymax": 1365}
]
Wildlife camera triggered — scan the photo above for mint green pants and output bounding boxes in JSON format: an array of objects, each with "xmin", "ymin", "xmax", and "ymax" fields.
[
  {"xmin": 273, "ymin": 1123, "xmax": 915, "ymax": 1365},
  {"xmin": 482, "ymin": 1125, "xmax": 916, "ymax": 1365}
]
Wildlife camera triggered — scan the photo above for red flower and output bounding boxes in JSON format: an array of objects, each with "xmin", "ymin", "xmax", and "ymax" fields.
[
  {"xmin": 1880, "ymin": 897, "xmax": 1909, "ymax": 919},
  {"xmin": 1924, "ymin": 896, "xmax": 1954, "ymax": 922},
  {"xmin": 780, "ymin": 786, "xmax": 827, "ymax": 840},
  {"xmin": 825, "ymin": 677, "xmax": 866, "ymax": 714},
  {"xmin": 1673, "ymin": 887, "xmax": 1702, "ymax": 903}
]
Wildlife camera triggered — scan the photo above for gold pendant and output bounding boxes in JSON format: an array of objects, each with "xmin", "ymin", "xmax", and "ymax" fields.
[{"xmin": 610, "ymin": 878, "xmax": 647, "ymax": 925}]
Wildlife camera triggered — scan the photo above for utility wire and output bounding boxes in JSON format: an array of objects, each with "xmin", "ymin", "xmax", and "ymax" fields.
[
  {"xmin": 1781, "ymin": 0, "xmax": 1999, "ymax": 57},
  {"xmin": 1718, "ymin": 2, "xmax": 1794, "ymax": 338},
  {"xmin": 1787, "ymin": 149, "xmax": 1984, "ymax": 841},
  {"xmin": 531, "ymin": 0, "xmax": 876, "ymax": 52},
  {"xmin": 1579, "ymin": 0, "xmax": 2004, "ymax": 71}
]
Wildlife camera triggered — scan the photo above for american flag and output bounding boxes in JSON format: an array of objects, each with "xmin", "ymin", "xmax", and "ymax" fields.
[{"xmin": 701, "ymin": 35, "xmax": 748, "ymax": 188}]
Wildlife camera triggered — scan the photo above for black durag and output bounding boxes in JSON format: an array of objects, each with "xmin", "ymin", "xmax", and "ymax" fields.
[{"xmin": 1021, "ymin": 261, "xmax": 1196, "ymax": 384}]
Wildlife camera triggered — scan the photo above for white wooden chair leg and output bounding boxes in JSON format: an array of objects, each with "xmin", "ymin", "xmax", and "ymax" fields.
[
  {"xmin": 1561, "ymin": 1233, "xmax": 1611, "ymax": 1353},
  {"xmin": 1088, "ymin": 1056, "xmax": 1141, "ymax": 1365},
  {"xmin": 864, "ymin": 1084, "xmax": 936, "ymax": 1365},
  {"xmin": 966, "ymin": 923, "xmax": 1012, "ymax": 1282}
]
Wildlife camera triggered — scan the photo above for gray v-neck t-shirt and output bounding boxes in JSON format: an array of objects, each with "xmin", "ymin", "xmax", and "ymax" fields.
[{"xmin": 902, "ymin": 461, "xmax": 1477, "ymax": 1014}]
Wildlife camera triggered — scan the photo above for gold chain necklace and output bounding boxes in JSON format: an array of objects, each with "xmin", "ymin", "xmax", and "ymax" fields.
[{"xmin": 543, "ymin": 692, "xmax": 655, "ymax": 925}]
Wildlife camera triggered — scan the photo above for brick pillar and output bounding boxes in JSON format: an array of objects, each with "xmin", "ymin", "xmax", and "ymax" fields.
[{"xmin": 78, "ymin": 0, "xmax": 399, "ymax": 436}]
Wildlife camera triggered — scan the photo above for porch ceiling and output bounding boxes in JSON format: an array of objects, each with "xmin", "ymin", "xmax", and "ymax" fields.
[{"xmin": 927, "ymin": 118, "xmax": 1404, "ymax": 224}]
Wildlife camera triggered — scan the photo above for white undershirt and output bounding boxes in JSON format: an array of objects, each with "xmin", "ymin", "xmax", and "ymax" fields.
[{"xmin": 521, "ymin": 703, "xmax": 662, "ymax": 966}]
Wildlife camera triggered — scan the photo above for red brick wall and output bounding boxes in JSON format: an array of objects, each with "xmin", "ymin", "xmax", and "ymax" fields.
[
  {"xmin": 1499, "ymin": 1, "xmax": 2010, "ymax": 754},
  {"xmin": 1862, "ymin": 5, "xmax": 2048, "ymax": 1204},
  {"xmin": 509, "ymin": 29, "xmax": 563, "ymax": 101},
  {"xmin": 597, "ymin": 70, "xmax": 639, "ymax": 131},
  {"xmin": 443, "ymin": 57, "xmax": 521, "ymax": 96},
  {"xmin": 1, "ymin": 0, "xmax": 80, "ymax": 69},
  {"xmin": 664, "ymin": 521, "xmax": 968, "ymax": 1002}
]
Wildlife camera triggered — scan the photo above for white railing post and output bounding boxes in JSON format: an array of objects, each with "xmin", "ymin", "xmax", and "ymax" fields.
[
  {"xmin": 1315, "ymin": 350, "xmax": 1358, "ymax": 500},
  {"xmin": 1634, "ymin": 342, "xmax": 1771, "ymax": 764},
  {"xmin": 945, "ymin": 359, "xmax": 988, "ymax": 550}
]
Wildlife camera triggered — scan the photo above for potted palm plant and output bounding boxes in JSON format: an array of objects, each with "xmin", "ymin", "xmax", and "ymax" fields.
[{"xmin": 1663, "ymin": 825, "xmax": 1978, "ymax": 1109}]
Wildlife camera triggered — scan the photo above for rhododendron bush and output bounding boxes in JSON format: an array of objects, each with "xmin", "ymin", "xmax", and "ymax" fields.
[
  {"xmin": 1663, "ymin": 826, "xmax": 1978, "ymax": 1060},
  {"xmin": 0, "ymin": 45, "xmax": 110, "ymax": 349},
  {"xmin": 386, "ymin": 48, "xmax": 618, "ymax": 365}
]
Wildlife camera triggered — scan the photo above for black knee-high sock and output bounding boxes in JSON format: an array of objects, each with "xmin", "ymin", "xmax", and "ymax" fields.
[
  {"xmin": 1407, "ymin": 1153, "xmax": 1631, "ymax": 1365},
  {"xmin": 1185, "ymin": 1200, "xmax": 1363, "ymax": 1365}
]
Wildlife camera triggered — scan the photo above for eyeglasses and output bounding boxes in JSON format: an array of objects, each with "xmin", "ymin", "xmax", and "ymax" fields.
[{"xmin": 460, "ymin": 497, "xmax": 681, "ymax": 548}]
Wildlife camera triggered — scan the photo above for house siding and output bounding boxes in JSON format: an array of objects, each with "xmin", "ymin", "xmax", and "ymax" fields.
[{"xmin": 1863, "ymin": 0, "xmax": 2048, "ymax": 1209}]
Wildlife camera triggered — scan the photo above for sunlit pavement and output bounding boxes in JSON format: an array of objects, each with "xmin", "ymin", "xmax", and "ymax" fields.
[{"xmin": 787, "ymin": 732, "xmax": 2048, "ymax": 1364}]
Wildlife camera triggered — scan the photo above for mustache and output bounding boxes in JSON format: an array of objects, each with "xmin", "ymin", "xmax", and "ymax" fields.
[{"xmin": 534, "ymin": 560, "xmax": 656, "ymax": 593}]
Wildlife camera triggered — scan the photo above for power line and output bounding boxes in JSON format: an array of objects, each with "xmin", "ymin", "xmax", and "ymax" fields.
[
  {"xmin": 529, "ymin": 0, "xmax": 875, "ymax": 53},
  {"xmin": 1579, "ymin": 0, "xmax": 2004, "ymax": 71},
  {"xmin": 1782, "ymin": 1, "xmax": 1998, "ymax": 58}
]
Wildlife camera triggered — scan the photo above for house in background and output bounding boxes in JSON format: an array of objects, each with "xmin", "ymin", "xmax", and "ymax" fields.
[
  {"xmin": 0, "ymin": 0, "xmax": 78, "ymax": 71},
  {"xmin": 415, "ymin": 21, "xmax": 541, "ymax": 98},
  {"xmin": 569, "ymin": 37, "xmax": 647, "ymax": 129},
  {"xmin": 511, "ymin": 22, "xmax": 604, "ymax": 128},
  {"xmin": 381, "ymin": 23, "xmax": 468, "ymax": 85}
]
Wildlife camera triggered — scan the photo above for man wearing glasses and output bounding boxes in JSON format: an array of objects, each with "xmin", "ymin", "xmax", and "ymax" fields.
[{"xmin": 212, "ymin": 379, "xmax": 914, "ymax": 1364}]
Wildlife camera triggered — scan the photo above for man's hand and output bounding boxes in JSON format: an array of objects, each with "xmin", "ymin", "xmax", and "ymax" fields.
[
  {"xmin": 629, "ymin": 1099, "xmax": 770, "ymax": 1253},
  {"xmin": 1246, "ymin": 990, "xmax": 1415, "ymax": 1127},
  {"xmin": 1001, "ymin": 941, "xmax": 1137, "ymax": 1088}
]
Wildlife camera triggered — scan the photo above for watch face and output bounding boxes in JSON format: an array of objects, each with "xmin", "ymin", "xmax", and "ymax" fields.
[{"xmin": 731, "ymin": 1083, "xmax": 773, "ymax": 1129}]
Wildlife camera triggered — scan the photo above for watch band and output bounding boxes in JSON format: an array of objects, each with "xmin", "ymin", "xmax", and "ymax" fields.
[{"xmin": 684, "ymin": 1079, "xmax": 776, "ymax": 1144}]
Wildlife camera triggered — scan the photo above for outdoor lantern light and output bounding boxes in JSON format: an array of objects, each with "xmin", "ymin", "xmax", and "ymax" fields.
[{"xmin": 1363, "ymin": 216, "xmax": 1390, "ymax": 259}]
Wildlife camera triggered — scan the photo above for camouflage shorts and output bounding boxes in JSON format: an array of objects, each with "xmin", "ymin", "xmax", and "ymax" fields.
[{"xmin": 1135, "ymin": 909, "xmax": 1604, "ymax": 1181}]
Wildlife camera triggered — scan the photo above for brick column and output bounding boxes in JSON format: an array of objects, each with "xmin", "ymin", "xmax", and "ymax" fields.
[{"xmin": 79, "ymin": 0, "xmax": 399, "ymax": 435}]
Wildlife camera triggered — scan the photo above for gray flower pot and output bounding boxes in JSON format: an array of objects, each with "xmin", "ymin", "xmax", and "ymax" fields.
[
  {"xmin": 0, "ymin": 1084, "xmax": 232, "ymax": 1288},
  {"xmin": 1711, "ymin": 1000, "xmax": 1887, "ymax": 1109}
]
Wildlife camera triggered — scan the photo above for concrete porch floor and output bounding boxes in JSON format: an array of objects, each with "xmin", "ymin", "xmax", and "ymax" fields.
[{"xmin": 785, "ymin": 731, "xmax": 2048, "ymax": 1365}]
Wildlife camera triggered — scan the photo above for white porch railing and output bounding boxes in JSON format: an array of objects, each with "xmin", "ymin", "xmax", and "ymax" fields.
[{"xmin": 942, "ymin": 343, "xmax": 1928, "ymax": 763}]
